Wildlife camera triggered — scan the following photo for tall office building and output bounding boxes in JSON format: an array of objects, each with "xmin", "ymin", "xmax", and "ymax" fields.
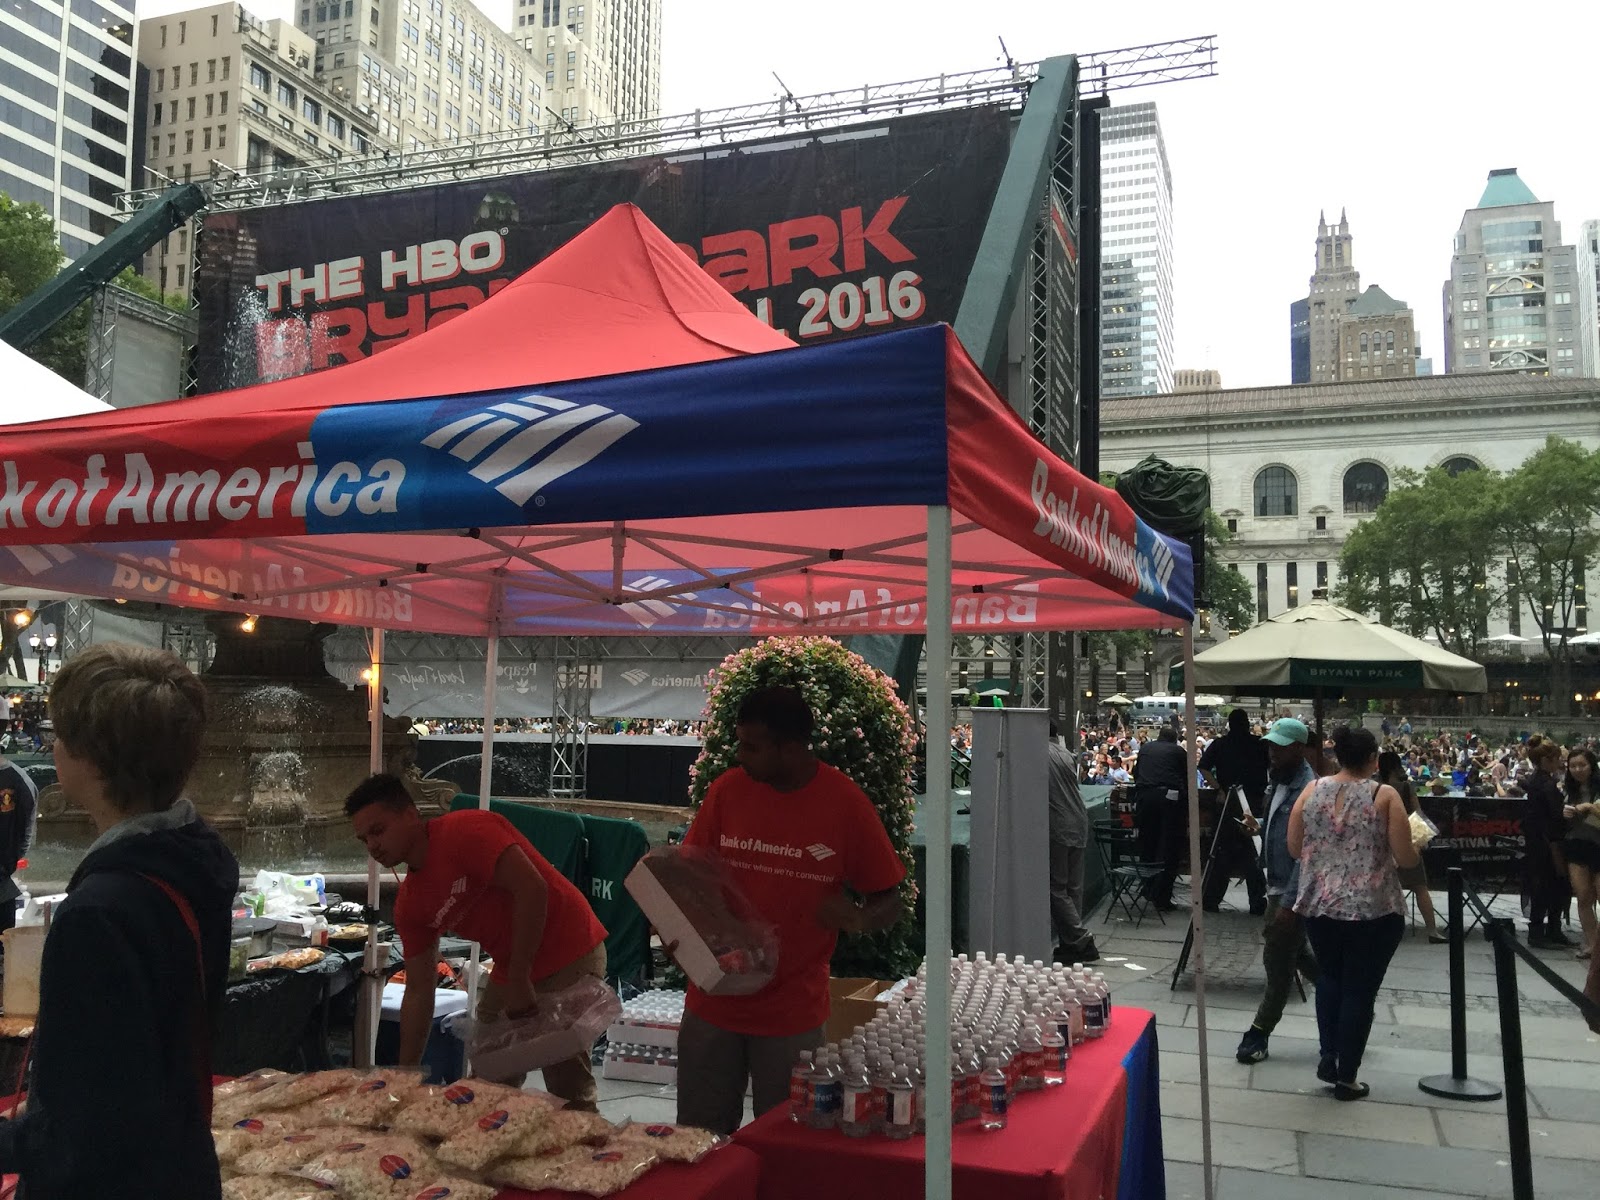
[
  {"xmin": 1289, "ymin": 297, "xmax": 1310, "ymax": 383},
  {"xmin": 1577, "ymin": 218, "xmax": 1600, "ymax": 376},
  {"xmin": 137, "ymin": 3, "xmax": 414, "ymax": 297},
  {"xmin": 515, "ymin": 0, "xmax": 660, "ymax": 127},
  {"xmin": 1098, "ymin": 101, "xmax": 1173, "ymax": 399},
  {"xmin": 1, "ymin": 0, "xmax": 138, "ymax": 259},
  {"xmin": 1443, "ymin": 168, "xmax": 1595, "ymax": 378},
  {"xmin": 1300, "ymin": 210, "xmax": 1359, "ymax": 383},
  {"xmin": 1336, "ymin": 284, "xmax": 1420, "ymax": 380}
]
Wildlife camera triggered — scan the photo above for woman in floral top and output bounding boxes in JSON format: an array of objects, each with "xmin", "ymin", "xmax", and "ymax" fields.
[{"xmin": 1288, "ymin": 725, "xmax": 1419, "ymax": 1100}]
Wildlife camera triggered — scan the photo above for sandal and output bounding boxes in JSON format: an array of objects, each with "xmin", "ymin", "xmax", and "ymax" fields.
[
  {"xmin": 1428, "ymin": 933, "xmax": 1448, "ymax": 945},
  {"xmin": 1334, "ymin": 1081, "xmax": 1370, "ymax": 1102}
]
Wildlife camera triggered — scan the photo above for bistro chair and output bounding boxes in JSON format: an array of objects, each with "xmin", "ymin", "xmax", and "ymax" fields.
[{"xmin": 1092, "ymin": 819, "xmax": 1166, "ymax": 927}]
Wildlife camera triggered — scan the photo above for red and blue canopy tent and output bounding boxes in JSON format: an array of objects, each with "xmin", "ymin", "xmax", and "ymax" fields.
[{"xmin": 0, "ymin": 205, "xmax": 1198, "ymax": 1200}]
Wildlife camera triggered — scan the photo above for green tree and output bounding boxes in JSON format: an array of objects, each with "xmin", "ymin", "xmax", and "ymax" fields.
[
  {"xmin": 1336, "ymin": 465, "xmax": 1506, "ymax": 658},
  {"xmin": 1491, "ymin": 437, "xmax": 1600, "ymax": 716},
  {"xmin": 0, "ymin": 192, "xmax": 189, "ymax": 389},
  {"xmin": 1203, "ymin": 508, "xmax": 1256, "ymax": 634}
]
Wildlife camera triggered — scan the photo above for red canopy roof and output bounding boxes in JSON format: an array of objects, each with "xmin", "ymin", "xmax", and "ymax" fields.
[{"xmin": 86, "ymin": 203, "xmax": 795, "ymax": 428}]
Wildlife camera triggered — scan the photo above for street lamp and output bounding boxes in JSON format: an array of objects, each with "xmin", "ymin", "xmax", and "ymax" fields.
[{"xmin": 28, "ymin": 632, "xmax": 56, "ymax": 685}]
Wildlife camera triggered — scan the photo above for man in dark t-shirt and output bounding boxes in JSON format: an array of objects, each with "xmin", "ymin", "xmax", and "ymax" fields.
[{"xmin": 1199, "ymin": 709, "xmax": 1269, "ymax": 913}]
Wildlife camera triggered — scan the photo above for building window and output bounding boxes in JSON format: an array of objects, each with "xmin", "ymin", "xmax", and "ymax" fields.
[
  {"xmin": 1256, "ymin": 563, "xmax": 1269, "ymax": 625},
  {"xmin": 179, "ymin": 19, "xmax": 186, "ymax": 43},
  {"xmin": 278, "ymin": 81, "xmax": 297, "ymax": 107},
  {"xmin": 190, "ymin": 62, "xmax": 199, "ymax": 86},
  {"xmin": 1342, "ymin": 462, "xmax": 1389, "ymax": 514},
  {"xmin": 187, "ymin": 97, "xmax": 196, "ymax": 119},
  {"xmin": 1226, "ymin": 517, "xmax": 1237, "ymax": 535},
  {"xmin": 222, "ymin": 56, "xmax": 231, "ymax": 79},
  {"xmin": 1253, "ymin": 466, "xmax": 1298, "ymax": 517},
  {"xmin": 1316, "ymin": 561, "xmax": 1328, "ymax": 591},
  {"xmin": 1442, "ymin": 456, "xmax": 1480, "ymax": 477},
  {"xmin": 208, "ymin": 58, "xmax": 216, "ymax": 81},
  {"xmin": 1286, "ymin": 562, "xmax": 1299, "ymax": 609},
  {"xmin": 251, "ymin": 62, "xmax": 270, "ymax": 91},
  {"xmin": 1315, "ymin": 514, "xmax": 1326, "ymax": 532},
  {"xmin": 218, "ymin": 124, "xmax": 226, "ymax": 148}
]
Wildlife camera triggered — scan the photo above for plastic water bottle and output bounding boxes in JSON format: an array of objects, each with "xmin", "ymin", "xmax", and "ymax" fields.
[
  {"xmin": 870, "ymin": 1055, "xmax": 894, "ymax": 1130},
  {"xmin": 953, "ymin": 1042, "xmax": 978, "ymax": 1122},
  {"xmin": 884, "ymin": 1065, "xmax": 915, "ymax": 1140},
  {"xmin": 978, "ymin": 1057, "xmax": 1009, "ymax": 1130},
  {"xmin": 1066, "ymin": 986, "xmax": 1086, "ymax": 1045},
  {"xmin": 906, "ymin": 1056, "xmax": 927, "ymax": 1135},
  {"xmin": 1017, "ymin": 1022, "xmax": 1045, "ymax": 1091},
  {"xmin": 789, "ymin": 1050, "xmax": 815, "ymax": 1122},
  {"xmin": 841, "ymin": 1056, "xmax": 875, "ymax": 1137},
  {"xmin": 1049, "ymin": 994, "xmax": 1074, "ymax": 1062},
  {"xmin": 808, "ymin": 1052, "xmax": 843, "ymax": 1130},
  {"xmin": 1041, "ymin": 1024, "xmax": 1067, "ymax": 1086},
  {"xmin": 1093, "ymin": 971, "xmax": 1113, "ymax": 1027},
  {"xmin": 1082, "ymin": 978, "xmax": 1105, "ymax": 1040}
]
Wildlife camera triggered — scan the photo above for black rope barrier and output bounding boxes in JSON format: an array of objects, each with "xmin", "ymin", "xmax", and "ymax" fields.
[{"xmin": 1421, "ymin": 871, "xmax": 1600, "ymax": 1200}]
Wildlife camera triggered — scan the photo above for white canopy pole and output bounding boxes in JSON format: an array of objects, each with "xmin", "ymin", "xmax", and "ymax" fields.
[
  {"xmin": 464, "ymin": 630, "xmax": 500, "ymax": 1027},
  {"xmin": 923, "ymin": 505, "xmax": 953, "ymax": 1200},
  {"xmin": 355, "ymin": 625, "xmax": 386, "ymax": 1068},
  {"xmin": 1183, "ymin": 626, "xmax": 1216, "ymax": 1200}
]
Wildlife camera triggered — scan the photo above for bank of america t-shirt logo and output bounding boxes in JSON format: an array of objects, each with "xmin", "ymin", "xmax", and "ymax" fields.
[
  {"xmin": 422, "ymin": 396, "xmax": 638, "ymax": 505},
  {"xmin": 806, "ymin": 843, "xmax": 836, "ymax": 861}
]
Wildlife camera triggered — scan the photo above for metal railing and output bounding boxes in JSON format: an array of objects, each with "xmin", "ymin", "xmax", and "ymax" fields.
[{"xmin": 1418, "ymin": 866, "xmax": 1600, "ymax": 1200}]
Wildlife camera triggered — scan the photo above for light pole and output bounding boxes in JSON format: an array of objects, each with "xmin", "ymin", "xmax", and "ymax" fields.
[{"xmin": 28, "ymin": 632, "xmax": 56, "ymax": 686}]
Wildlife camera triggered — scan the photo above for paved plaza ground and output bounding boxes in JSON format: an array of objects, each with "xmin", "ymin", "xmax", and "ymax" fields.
[
  {"xmin": 1101, "ymin": 879, "xmax": 1598, "ymax": 1200},
  {"xmin": 591, "ymin": 878, "xmax": 1599, "ymax": 1198}
]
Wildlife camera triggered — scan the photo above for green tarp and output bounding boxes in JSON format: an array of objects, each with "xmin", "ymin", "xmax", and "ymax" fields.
[{"xmin": 447, "ymin": 797, "xmax": 652, "ymax": 986}]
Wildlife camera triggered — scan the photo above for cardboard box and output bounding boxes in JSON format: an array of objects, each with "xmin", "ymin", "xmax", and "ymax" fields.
[
  {"xmin": 624, "ymin": 856, "xmax": 776, "ymax": 996},
  {"xmin": 602, "ymin": 1057, "xmax": 678, "ymax": 1086},
  {"xmin": 824, "ymin": 977, "xmax": 896, "ymax": 1043}
]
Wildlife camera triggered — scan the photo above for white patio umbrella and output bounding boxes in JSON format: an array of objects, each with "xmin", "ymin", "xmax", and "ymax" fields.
[
  {"xmin": 1484, "ymin": 633, "xmax": 1529, "ymax": 645},
  {"xmin": 1173, "ymin": 596, "xmax": 1488, "ymax": 733}
]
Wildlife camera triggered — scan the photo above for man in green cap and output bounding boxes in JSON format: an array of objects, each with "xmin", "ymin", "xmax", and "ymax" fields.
[{"xmin": 1236, "ymin": 718, "xmax": 1319, "ymax": 1064}]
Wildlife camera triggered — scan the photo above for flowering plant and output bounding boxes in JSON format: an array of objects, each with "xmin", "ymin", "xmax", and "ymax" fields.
[{"xmin": 690, "ymin": 636, "xmax": 921, "ymax": 979}]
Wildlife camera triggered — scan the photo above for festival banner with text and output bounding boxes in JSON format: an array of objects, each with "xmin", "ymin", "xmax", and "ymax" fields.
[{"xmin": 193, "ymin": 106, "xmax": 1014, "ymax": 393}]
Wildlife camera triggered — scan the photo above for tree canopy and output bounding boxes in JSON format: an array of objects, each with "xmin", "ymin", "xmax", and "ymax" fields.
[{"xmin": 0, "ymin": 192, "xmax": 187, "ymax": 389}]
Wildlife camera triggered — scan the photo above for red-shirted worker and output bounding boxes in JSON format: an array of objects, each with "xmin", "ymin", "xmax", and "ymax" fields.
[
  {"xmin": 344, "ymin": 774, "xmax": 609, "ymax": 1109},
  {"xmin": 674, "ymin": 686, "xmax": 907, "ymax": 1134}
]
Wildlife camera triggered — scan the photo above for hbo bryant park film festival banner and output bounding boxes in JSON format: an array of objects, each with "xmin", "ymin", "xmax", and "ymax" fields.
[{"xmin": 193, "ymin": 106, "xmax": 1015, "ymax": 392}]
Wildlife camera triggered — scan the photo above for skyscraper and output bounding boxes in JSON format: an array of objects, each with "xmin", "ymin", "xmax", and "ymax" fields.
[
  {"xmin": 1302, "ymin": 210, "xmax": 1359, "ymax": 384},
  {"xmin": 516, "ymin": 0, "xmax": 660, "ymax": 127},
  {"xmin": 1098, "ymin": 101, "xmax": 1173, "ymax": 399},
  {"xmin": 1443, "ymin": 168, "xmax": 1594, "ymax": 378},
  {"xmin": 1, "ymin": 0, "xmax": 138, "ymax": 259}
]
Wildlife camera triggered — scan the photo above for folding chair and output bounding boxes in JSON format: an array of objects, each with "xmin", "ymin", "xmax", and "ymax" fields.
[{"xmin": 1092, "ymin": 820, "xmax": 1166, "ymax": 927}]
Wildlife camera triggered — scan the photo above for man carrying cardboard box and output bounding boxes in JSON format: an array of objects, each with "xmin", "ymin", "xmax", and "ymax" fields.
[{"xmin": 674, "ymin": 686, "xmax": 906, "ymax": 1134}]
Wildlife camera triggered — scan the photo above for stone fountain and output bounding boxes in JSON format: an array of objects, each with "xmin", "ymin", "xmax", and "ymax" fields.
[{"xmin": 36, "ymin": 612, "xmax": 458, "ymax": 863}]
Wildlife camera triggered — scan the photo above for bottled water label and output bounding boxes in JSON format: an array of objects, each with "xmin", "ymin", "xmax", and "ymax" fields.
[
  {"xmin": 891, "ymin": 1091, "xmax": 914, "ymax": 1126},
  {"xmin": 981, "ymin": 1084, "xmax": 1008, "ymax": 1117},
  {"xmin": 843, "ymin": 1088, "xmax": 872, "ymax": 1124}
]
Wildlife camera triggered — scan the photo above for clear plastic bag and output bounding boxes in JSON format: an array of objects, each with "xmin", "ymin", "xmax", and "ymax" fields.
[
  {"xmin": 391, "ymin": 1080, "xmax": 532, "ymax": 1141},
  {"xmin": 214, "ymin": 1115, "xmax": 316, "ymax": 1168},
  {"xmin": 1408, "ymin": 810, "xmax": 1439, "ymax": 851},
  {"xmin": 304, "ymin": 1070, "xmax": 429, "ymax": 1130},
  {"xmin": 432, "ymin": 1090, "xmax": 566, "ymax": 1172},
  {"xmin": 252, "ymin": 1070, "xmax": 370, "ymax": 1114},
  {"xmin": 488, "ymin": 1144, "xmax": 657, "ymax": 1196},
  {"xmin": 213, "ymin": 1071, "xmax": 296, "ymax": 1127},
  {"xmin": 222, "ymin": 1175, "xmax": 337, "ymax": 1200},
  {"xmin": 624, "ymin": 846, "xmax": 778, "ymax": 996},
  {"xmin": 446, "ymin": 976, "xmax": 622, "ymax": 1080},
  {"xmin": 294, "ymin": 1135, "xmax": 439, "ymax": 1198},
  {"xmin": 232, "ymin": 1130, "xmax": 347, "ymax": 1177},
  {"xmin": 609, "ymin": 1121, "xmax": 725, "ymax": 1164}
]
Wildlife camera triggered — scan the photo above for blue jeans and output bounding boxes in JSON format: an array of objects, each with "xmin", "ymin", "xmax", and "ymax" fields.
[{"xmin": 1303, "ymin": 913, "xmax": 1404, "ymax": 1083}]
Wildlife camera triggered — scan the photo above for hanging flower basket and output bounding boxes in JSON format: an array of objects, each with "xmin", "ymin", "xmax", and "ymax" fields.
[{"xmin": 690, "ymin": 636, "xmax": 921, "ymax": 980}]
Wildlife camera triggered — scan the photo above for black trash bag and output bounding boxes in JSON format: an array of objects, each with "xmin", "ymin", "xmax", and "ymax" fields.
[{"xmin": 1114, "ymin": 455, "xmax": 1209, "ymax": 605}]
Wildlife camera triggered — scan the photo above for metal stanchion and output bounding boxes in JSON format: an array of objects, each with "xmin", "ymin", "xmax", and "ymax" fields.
[
  {"xmin": 1418, "ymin": 867, "xmax": 1502, "ymax": 1101},
  {"xmin": 1489, "ymin": 918, "xmax": 1535, "ymax": 1200}
]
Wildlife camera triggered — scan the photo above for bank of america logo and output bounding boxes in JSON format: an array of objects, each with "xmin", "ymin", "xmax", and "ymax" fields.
[
  {"xmin": 620, "ymin": 668, "xmax": 651, "ymax": 687},
  {"xmin": 422, "ymin": 396, "xmax": 638, "ymax": 505},
  {"xmin": 806, "ymin": 843, "xmax": 836, "ymax": 861},
  {"xmin": 618, "ymin": 575, "xmax": 695, "ymax": 629}
]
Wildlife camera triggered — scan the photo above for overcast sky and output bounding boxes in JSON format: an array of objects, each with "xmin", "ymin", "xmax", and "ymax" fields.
[{"xmin": 146, "ymin": 0, "xmax": 1600, "ymax": 389}]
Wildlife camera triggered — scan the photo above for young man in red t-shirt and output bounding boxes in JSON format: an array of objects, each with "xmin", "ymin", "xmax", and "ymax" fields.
[
  {"xmin": 675, "ymin": 687, "xmax": 907, "ymax": 1134},
  {"xmin": 345, "ymin": 774, "xmax": 608, "ymax": 1108}
]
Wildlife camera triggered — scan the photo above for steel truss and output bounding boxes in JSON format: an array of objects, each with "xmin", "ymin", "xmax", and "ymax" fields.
[
  {"xmin": 85, "ymin": 284, "xmax": 199, "ymax": 403},
  {"xmin": 548, "ymin": 636, "xmax": 593, "ymax": 799},
  {"xmin": 117, "ymin": 37, "xmax": 1215, "ymax": 213}
]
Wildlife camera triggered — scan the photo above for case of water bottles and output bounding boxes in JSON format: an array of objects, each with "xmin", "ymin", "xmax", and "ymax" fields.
[
  {"xmin": 602, "ymin": 989, "xmax": 687, "ymax": 1085},
  {"xmin": 789, "ymin": 953, "xmax": 1114, "ymax": 1138}
]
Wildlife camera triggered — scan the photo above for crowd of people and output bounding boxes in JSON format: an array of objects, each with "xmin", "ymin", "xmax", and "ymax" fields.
[{"xmin": 412, "ymin": 716, "xmax": 708, "ymax": 737}]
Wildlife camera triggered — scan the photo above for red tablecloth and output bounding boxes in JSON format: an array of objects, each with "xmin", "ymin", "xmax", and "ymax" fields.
[
  {"xmin": 736, "ymin": 1008, "xmax": 1155, "ymax": 1200},
  {"xmin": 496, "ymin": 1143, "xmax": 761, "ymax": 1200}
]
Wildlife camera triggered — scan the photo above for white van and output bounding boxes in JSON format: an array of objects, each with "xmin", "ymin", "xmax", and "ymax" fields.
[{"xmin": 1129, "ymin": 695, "xmax": 1223, "ymax": 727}]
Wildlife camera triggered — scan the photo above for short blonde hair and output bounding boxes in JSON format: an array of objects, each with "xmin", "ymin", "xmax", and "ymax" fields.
[{"xmin": 48, "ymin": 643, "xmax": 208, "ymax": 814}]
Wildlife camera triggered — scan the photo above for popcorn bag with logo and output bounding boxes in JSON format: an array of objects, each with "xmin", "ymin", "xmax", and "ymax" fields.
[
  {"xmin": 444, "ymin": 977, "xmax": 622, "ymax": 1083},
  {"xmin": 624, "ymin": 846, "xmax": 778, "ymax": 996}
]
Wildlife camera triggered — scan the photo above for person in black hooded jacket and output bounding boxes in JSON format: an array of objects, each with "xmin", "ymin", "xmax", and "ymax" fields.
[{"xmin": 0, "ymin": 642, "xmax": 238, "ymax": 1199}]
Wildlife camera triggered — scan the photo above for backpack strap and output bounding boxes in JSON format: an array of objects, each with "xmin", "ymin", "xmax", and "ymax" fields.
[{"xmin": 137, "ymin": 873, "xmax": 214, "ymax": 1124}]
